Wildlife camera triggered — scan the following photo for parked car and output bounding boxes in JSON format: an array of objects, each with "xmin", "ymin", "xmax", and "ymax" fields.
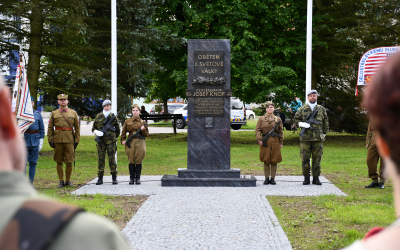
[
  {"xmin": 245, "ymin": 104, "xmax": 255, "ymax": 120},
  {"xmin": 173, "ymin": 97, "xmax": 246, "ymax": 130},
  {"xmin": 150, "ymin": 104, "xmax": 186, "ymax": 122}
]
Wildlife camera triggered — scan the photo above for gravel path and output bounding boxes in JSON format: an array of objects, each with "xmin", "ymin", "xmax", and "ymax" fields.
[{"xmin": 73, "ymin": 175, "xmax": 346, "ymax": 250}]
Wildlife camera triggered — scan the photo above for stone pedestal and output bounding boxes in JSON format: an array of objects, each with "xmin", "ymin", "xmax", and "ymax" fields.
[{"xmin": 161, "ymin": 39, "xmax": 256, "ymax": 187}]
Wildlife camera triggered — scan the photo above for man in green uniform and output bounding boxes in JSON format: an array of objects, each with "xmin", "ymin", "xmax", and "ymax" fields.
[
  {"xmin": 92, "ymin": 100, "xmax": 120, "ymax": 185},
  {"xmin": 0, "ymin": 75, "xmax": 130, "ymax": 250},
  {"xmin": 294, "ymin": 90, "xmax": 329, "ymax": 185},
  {"xmin": 365, "ymin": 118, "xmax": 385, "ymax": 189},
  {"xmin": 48, "ymin": 94, "xmax": 80, "ymax": 188}
]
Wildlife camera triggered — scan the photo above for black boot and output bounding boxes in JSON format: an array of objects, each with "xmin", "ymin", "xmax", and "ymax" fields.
[
  {"xmin": 57, "ymin": 181, "xmax": 64, "ymax": 188},
  {"xmin": 313, "ymin": 176, "xmax": 322, "ymax": 185},
  {"xmin": 65, "ymin": 181, "xmax": 74, "ymax": 187},
  {"xmin": 112, "ymin": 173, "xmax": 118, "ymax": 185},
  {"xmin": 365, "ymin": 182, "xmax": 379, "ymax": 188},
  {"xmin": 129, "ymin": 164, "xmax": 135, "ymax": 185},
  {"xmin": 270, "ymin": 178, "xmax": 276, "ymax": 185},
  {"xmin": 135, "ymin": 164, "xmax": 142, "ymax": 185},
  {"xmin": 303, "ymin": 176, "xmax": 310, "ymax": 185},
  {"xmin": 263, "ymin": 178, "xmax": 270, "ymax": 185},
  {"xmin": 96, "ymin": 173, "xmax": 103, "ymax": 185}
]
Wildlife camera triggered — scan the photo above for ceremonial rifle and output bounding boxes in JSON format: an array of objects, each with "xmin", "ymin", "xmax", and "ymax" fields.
[
  {"xmin": 261, "ymin": 120, "xmax": 281, "ymax": 147},
  {"xmin": 299, "ymin": 107, "xmax": 321, "ymax": 138},
  {"xmin": 125, "ymin": 122, "xmax": 147, "ymax": 148},
  {"xmin": 94, "ymin": 108, "xmax": 123, "ymax": 143}
]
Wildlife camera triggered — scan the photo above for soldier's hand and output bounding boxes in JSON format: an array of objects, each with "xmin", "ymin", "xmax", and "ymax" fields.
[
  {"xmin": 49, "ymin": 141, "xmax": 55, "ymax": 148},
  {"xmin": 94, "ymin": 130, "xmax": 104, "ymax": 137},
  {"xmin": 74, "ymin": 142, "xmax": 78, "ymax": 149}
]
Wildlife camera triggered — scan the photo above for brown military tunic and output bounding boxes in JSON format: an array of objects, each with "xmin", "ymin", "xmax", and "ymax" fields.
[
  {"xmin": 256, "ymin": 114, "xmax": 284, "ymax": 164},
  {"xmin": 121, "ymin": 117, "xmax": 149, "ymax": 164},
  {"xmin": 48, "ymin": 108, "xmax": 80, "ymax": 164},
  {"xmin": 366, "ymin": 119, "xmax": 384, "ymax": 179}
]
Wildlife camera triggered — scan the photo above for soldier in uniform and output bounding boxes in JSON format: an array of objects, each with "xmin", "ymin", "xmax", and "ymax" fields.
[
  {"xmin": 121, "ymin": 104, "xmax": 149, "ymax": 185},
  {"xmin": 256, "ymin": 101, "xmax": 284, "ymax": 185},
  {"xmin": 294, "ymin": 90, "xmax": 329, "ymax": 185},
  {"xmin": 365, "ymin": 117, "xmax": 385, "ymax": 188},
  {"xmin": 0, "ymin": 75, "xmax": 130, "ymax": 250},
  {"xmin": 47, "ymin": 94, "xmax": 80, "ymax": 188},
  {"xmin": 24, "ymin": 97, "xmax": 45, "ymax": 187},
  {"xmin": 92, "ymin": 100, "xmax": 120, "ymax": 185}
]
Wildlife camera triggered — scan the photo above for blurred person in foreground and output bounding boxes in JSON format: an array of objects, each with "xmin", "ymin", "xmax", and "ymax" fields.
[
  {"xmin": 0, "ymin": 75, "xmax": 130, "ymax": 250},
  {"xmin": 343, "ymin": 53, "xmax": 400, "ymax": 249}
]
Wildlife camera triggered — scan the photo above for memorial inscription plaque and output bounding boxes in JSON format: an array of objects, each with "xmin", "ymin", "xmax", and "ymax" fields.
[{"xmin": 161, "ymin": 39, "xmax": 256, "ymax": 187}]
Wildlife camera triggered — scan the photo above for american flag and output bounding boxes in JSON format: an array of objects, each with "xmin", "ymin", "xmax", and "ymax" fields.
[{"xmin": 364, "ymin": 52, "xmax": 396, "ymax": 76}]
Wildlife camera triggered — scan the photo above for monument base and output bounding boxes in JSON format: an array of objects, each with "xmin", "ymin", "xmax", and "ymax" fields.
[
  {"xmin": 177, "ymin": 168, "xmax": 241, "ymax": 178},
  {"xmin": 161, "ymin": 173, "xmax": 257, "ymax": 187}
]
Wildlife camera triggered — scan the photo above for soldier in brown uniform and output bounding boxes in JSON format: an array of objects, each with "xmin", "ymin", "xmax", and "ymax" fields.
[
  {"xmin": 365, "ymin": 117, "xmax": 385, "ymax": 189},
  {"xmin": 256, "ymin": 101, "xmax": 284, "ymax": 185},
  {"xmin": 48, "ymin": 94, "xmax": 80, "ymax": 188},
  {"xmin": 121, "ymin": 104, "xmax": 149, "ymax": 185}
]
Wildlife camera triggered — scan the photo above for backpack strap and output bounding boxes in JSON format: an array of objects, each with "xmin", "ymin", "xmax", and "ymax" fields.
[{"xmin": 0, "ymin": 199, "xmax": 84, "ymax": 250}]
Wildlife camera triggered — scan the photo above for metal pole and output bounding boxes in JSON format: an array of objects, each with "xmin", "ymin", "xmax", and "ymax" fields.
[
  {"xmin": 306, "ymin": 0, "xmax": 313, "ymax": 103},
  {"xmin": 111, "ymin": 0, "xmax": 117, "ymax": 164}
]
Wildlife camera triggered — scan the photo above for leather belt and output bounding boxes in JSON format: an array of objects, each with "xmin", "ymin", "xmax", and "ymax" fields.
[
  {"xmin": 55, "ymin": 127, "xmax": 73, "ymax": 131},
  {"xmin": 25, "ymin": 130, "xmax": 39, "ymax": 134}
]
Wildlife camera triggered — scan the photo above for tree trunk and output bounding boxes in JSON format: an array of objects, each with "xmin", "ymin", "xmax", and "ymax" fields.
[{"xmin": 27, "ymin": 0, "xmax": 44, "ymax": 110}]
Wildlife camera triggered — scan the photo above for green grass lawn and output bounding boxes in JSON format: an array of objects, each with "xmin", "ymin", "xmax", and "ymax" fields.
[{"xmin": 33, "ymin": 131, "xmax": 394, "ymax": 248}]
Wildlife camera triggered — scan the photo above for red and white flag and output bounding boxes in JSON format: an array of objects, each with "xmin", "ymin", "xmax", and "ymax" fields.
[
  {"xmin": 356, "ymin": 46, "xmax": 400, "ymax": 95},
  {"xmin": 12, "ymin": 56, "xmax": 35, "ymax": 133}
]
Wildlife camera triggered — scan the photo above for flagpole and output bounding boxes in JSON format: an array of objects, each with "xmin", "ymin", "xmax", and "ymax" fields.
[
  {"xmin": 111, "ymin": 0, "xmax": 118, "ymax": 164},
  {"xmin": 306, "ymin": 0, "xmax": 313, "ymax": 103}
]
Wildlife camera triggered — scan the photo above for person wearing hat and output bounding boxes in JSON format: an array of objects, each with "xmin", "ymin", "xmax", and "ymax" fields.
[
  {"xmin": 24, "ymin": 97, "xmax": 45, "ymax": 187},
  {"xmin": 48, "ymin": 94, "xmax": 80, "ymax": 188},
  {"xmin": 121, "ymin": 104, "xmax": 149, "ymax": 185},
  {"xmin": 92, "ymin": 100, "xmax": 120, "ymax": 185},
  {"xmin": 293, "ymin": 90, "xmax": 329, "ymax": 185},
  {"xmin": 256, "ymin": 101, "xmax": 284, "ymax": 185}
]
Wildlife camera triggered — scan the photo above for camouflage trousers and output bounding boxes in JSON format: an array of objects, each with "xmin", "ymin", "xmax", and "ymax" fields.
[
  {"xmin": 97, "ymin": 140, "xmax": 117, "ymax": 175},
  {"xmin": 300, "ymin": 141, "xmax": 323, "ymax": 177}
]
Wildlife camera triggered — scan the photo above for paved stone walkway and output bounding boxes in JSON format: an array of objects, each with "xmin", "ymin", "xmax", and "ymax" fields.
[{"xmin": 73, "ymin": 175, "xmax": 346, "ymax": 250}]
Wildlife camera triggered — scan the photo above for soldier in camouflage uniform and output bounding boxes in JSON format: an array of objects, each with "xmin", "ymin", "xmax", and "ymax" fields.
[
  {"xmin": 92, "ymin": 100, "xmax": 120, "ymax": 185},
  {"xmin": 294, "ymin": 90, "xmax": 329, "ymax": 185}
]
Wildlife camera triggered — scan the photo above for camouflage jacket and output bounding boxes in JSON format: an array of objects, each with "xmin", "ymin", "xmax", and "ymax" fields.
[
  {"xmin": 92, "ymin": 112, "xmax": 120, "ymax": 141},
  {"xmin": 294, "ymin": 104, "xmax": 329, "ymax": 141}
]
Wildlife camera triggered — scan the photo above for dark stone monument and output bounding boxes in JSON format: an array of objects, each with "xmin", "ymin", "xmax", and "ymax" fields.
[{"xmin": 161, "ymin": 39, "xmax": 256, "ymax": 187}]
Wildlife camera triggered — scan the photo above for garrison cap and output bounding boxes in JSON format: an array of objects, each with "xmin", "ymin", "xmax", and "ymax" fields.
[
  {"xmin": 102, "ymin": 99, "xmax": 111, "ymax": 106},
  {"xmin": 31, "ymin": 97, "xmax": 35, "ymax": 101},
  {"xmin": 307, "ymin": 89, "xmax": 318, "ymax": 96},
  {"xmin": 57, "ymin": 93, "xmax": 68, "ymax": 100}
]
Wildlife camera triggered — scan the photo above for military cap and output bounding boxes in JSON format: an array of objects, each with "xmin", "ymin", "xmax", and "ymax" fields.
[
  {"xmin": 307, "ymin": 89, "xmax": 318, "ymax": 96},
  {"xmin": 265, "ymin": 101, "xmax": 275, "ymax": 107},
  {"xmin": 31, "ymin": 96, "xmax": 35, "ymax": 101},
  {"xmin": 57, "ymin": 93, "xmax": 68, "ymax": 100},
  {"xmin": 102, "ymin": 99, "xmax": 112, "ymax": 106}
]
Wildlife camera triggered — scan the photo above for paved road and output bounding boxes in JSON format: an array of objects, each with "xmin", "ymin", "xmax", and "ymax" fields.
[{"xmin": 73, "ymin": 175, "xmax": 346, "ymax": 250}]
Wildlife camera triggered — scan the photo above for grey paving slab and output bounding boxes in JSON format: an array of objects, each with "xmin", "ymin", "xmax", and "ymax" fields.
[{"xmin": 72, "ymin": 175, "xmax": 346, "ymax": 250}]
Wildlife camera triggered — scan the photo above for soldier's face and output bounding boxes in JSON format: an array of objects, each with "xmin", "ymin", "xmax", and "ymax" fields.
[
  {"xmin": 266, "ymin": 105, "xmax": 275, "ymax": 115},
  {"xmin": 31, "ymin": 101, "xmax": 35, "ymax": 107},
  {"xmin": 58, "ymin": 99, "xmax": 68, "ymax": 107},
  {"xmin": 103, "ymin": 104, "xmax": 111, "ymax": 111},
  {"xmin": 132, "ymin": 108, "xmax": 140, "ymax": 117},
  {"xmin": 308, "ymin": 94, "xmax": 317, "ymax": 104}
]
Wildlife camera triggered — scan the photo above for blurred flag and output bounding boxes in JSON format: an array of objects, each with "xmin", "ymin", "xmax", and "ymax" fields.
[{"xmin": 12, "ymin": 56, "xmax": 34, "ymax": 133}]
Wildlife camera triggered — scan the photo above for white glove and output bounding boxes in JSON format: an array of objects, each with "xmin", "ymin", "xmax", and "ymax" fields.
[
  {"xmin": 299, "ymin": 122, "xmax": 310, "ymax": 128},
  {"xmin": 39, "ymin": 139, "xmax": 44, "ymax": 151},
  {"xmin": 94, "ymin": 130, "xmax": 104, "ymax": 137}
]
